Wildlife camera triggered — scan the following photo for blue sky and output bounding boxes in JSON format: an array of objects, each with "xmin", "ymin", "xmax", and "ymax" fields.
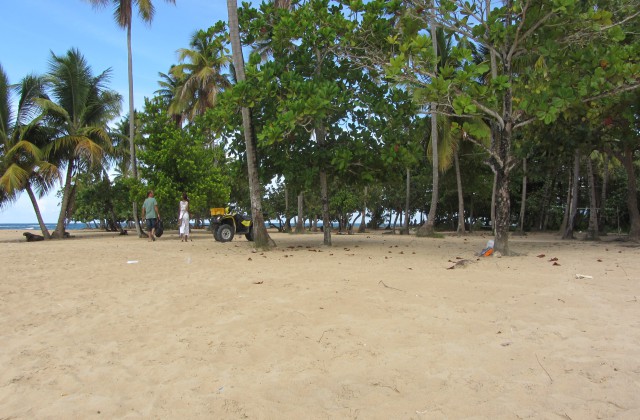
[{"xmin": 1, "ymin": 0, "xmax": 239, "ymax": 223}]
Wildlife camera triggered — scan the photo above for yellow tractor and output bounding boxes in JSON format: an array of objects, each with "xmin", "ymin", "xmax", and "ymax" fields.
[{"xmin": 209, "ymin": 207, "xmax": 253, "ymax": 242}]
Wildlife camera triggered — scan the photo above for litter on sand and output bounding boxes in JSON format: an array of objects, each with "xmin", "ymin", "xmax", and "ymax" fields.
[
  {"xmin": 478, "ymin": 240, "xmax": 494, "ymax": 257},
  {"xmin": 575, "ymin": 274, "xmax": 593, "ymax": 279},
  {"xmin": 127, "ymin": 260, "xmax": 139, "ymax": 264}
]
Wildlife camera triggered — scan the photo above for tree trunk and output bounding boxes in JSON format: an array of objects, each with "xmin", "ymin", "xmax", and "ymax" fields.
[
  {"xmin": 494, "ymin": 165, "xmax": 511, "ymax": 255},
  {"xmin": 517, "ymin": 157, "xmax": 527, "ymax": 234},
  {"xmin": 468, "ymin": 197, "xmax": 474, "ymax": 233},
  {"xmin": 454, "ymin": 148, "xmax": 465, "ymax": 234},
  {"xmin": 598, "ymin": 153, "xmax": 609, "ymax": 233},
  {"xmin": 314, "ymin": 126, "xmax": 331, "ymax": 245},
  {"xmin": 358, "ymin": 186, "xmax": 367, "ymax": 233},
  {"xmin": 586, "ymin": 155, "xmax": 599, "ymax": 240},
  {"xmin": 392, "ymin": 211, "xmax": 400, "ymax": 231},
  {"xmin": 126, "ymin": 22, "xmax": 143, "ymax": 238},
  {"xmin": 490, "ymin": 170, "xmax": 497, "ymax": 234},
  {"xmin": 349, "ymin": 212, "xmax": 360, "ymax": 234},
  {"xmin": 228, "ymin": 0, "xmax": 274, "ymax": 249},
  {"xmin": 559, "ymin": 172, "xmax": 571, "ymax": 234},
  {"xmin": 618, "ymin": 144, "xmax": 640, "ymax": 240},
  {"xmin": 25, "ymin": 181, "xmax": 51, "ymax": 239},
  {"xmin": 562, "ymin": 150, "xmax": 580, "ymax": 240},
  {"xmin": 54, "ymin": 158, "xmax": 74, "ymax": 238},
  {"xmin": 417, "ymin": 5, "xmax": 439, "ymax": 237},
  {"xmin": 403, "ymin": 167, "xmax": 410, "ymax": 234},
  {"xmin": 536, "ymin": 166, "xmax": 555, "ymax": 231},
  {"xmin": 490, "ymin": 113, "xmax": 516, "ymax": 255},
  {"xmin": 295, "ymin": 192, "xmax": 304, "ymax": 233},
  {"xmin": 284, "ymin": 185, "xmax": 291, "ymax": 232}
]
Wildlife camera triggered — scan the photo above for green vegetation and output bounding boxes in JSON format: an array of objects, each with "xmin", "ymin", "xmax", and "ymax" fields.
[{"xmin": 0, "ymin": 0, "xmax": 638, "ymax": 252}]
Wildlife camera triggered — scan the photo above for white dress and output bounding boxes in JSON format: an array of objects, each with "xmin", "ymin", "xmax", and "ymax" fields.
[{"xmin": 179, "ymin": 200, "xmax": 190, "ymax": 236}]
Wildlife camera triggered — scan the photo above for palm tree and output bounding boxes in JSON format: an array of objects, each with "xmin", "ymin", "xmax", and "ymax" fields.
[
  {"xmin": 155, "ymin": 67, "xmax": 185, "ymax": 126},
  {"xmin": 109, "ymin": 114, "xmax": 133, "ymax": 178},
  {"xmin": 170, "ymin": 25, "xmax": 231, "ymax": 122},
  {"xmin": 87, "ymin": 0, "xmax": 175, "ymax": 237},
  {"xmin": 38, "ymin": 48, "xmax": 122, "ymax": 238},
  {"xmin": 227, "ymin": 0, "xmax": 275, "ymax": 249},
  {"xmin": 0, "ymin": 65, "xmax": 59, "ymax": 238}
]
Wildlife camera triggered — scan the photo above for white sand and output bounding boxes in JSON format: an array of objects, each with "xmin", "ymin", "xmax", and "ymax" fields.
[{"xmin": 1, "ymin": 229, "xmax": 639, "ymax": 418}]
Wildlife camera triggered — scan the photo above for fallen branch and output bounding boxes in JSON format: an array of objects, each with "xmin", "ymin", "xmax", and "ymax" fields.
[
  {"xmin": 317, "ymin": 329, "xmax": 331, "ymax": 344},
  {"xmin": 536, "ymin": 353, "xmax": 553, "ymax": 384},
  {"xmin": 378, "ymin": 280, "xmax": 405, "ymax": 292}
]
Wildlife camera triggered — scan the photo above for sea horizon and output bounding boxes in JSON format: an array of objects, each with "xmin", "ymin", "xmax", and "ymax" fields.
[{"xmin": 0, "ymin": 222, "xmax": 89, "ymax": 231}]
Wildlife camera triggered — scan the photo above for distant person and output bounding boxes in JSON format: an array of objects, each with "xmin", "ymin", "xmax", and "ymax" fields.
[
  {"xmin": 178, "ymin": 192, "xmax": 191, "ymax": 242},
  {"xmin": 142, "ymin": 190, "xmax": 160, "ymax": 241}
]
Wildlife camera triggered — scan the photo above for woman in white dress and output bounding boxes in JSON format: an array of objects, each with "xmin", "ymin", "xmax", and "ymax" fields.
[{"xmin": 178, "ymin": 192, "xmax": 190, "ymax": 242}]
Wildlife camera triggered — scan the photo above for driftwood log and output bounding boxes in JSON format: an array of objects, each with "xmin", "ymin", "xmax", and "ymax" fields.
[{"xmin": 23, "ymin": 232, "xmax": 44, "ymax": 242}]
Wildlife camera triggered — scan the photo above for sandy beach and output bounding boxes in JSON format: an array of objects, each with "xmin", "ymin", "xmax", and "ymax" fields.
[{"xmin": 1, "ymin": 228, "xmax": 639, "ymax": 419}]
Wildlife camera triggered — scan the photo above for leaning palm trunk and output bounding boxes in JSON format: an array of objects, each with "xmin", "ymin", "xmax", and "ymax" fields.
[
  {"xmin": 54, "ymin": 158, "xmax": 74, "ymax": 238},
  {"xmin": 227, "ymin": 0, "xmax": 274, "ymax": 249},
  {"xmin": 25, "ymin": 182, "xmax": 51, "ymax": 239}
]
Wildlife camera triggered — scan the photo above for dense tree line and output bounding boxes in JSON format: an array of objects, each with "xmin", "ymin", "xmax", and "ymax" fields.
[{"xmin": 1, "ymin": 0, "xmax": 638, "ymax": 253}]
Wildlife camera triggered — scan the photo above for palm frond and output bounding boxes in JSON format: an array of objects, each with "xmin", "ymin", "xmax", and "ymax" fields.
[
  {"xmin": 0, "ymin": 163, "xmax": 30, "ymax": 194},
  {"xmin": 0, "ymin": 64, "xmax": 14, "ymax": 143},
  {"xmin": 5, "ymin": 140, "xmax": 44, "ymax": 161}
]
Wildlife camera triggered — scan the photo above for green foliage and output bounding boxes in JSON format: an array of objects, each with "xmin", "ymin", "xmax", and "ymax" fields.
[{"xmin": 137, "ymin": 97, "xmax": 230, "ymax": 223}]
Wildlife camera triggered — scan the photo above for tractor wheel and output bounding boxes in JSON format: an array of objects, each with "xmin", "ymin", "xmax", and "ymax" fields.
[
  {"xmin": 216, "ymin": 224, "xmax": 235, "ymax": 242},
  {"xmin": 245, "ymin": 227, "xmax": 254, "ymax": 242}
]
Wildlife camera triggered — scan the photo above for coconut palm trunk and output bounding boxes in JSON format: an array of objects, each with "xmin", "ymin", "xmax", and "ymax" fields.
[
  {"xmin": 54, "ymin": 159, "xmax": 74, "ymax": 238},
  {"xmin": 227, "ymin": 0, "xmax": 274, "ymax": 249},
  {"xmin": 87, "ymin": 0, "xmax": 176, "ymax": 238},
  {"xmin": 126, "ymin": 21, "xmax": 143, "ymax": 237},
  {"xmin": 25, "ymin": 182, "xmax": 51, "ymax": 239}
]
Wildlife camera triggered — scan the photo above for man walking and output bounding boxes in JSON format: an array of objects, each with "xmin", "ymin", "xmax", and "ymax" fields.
[{"xmin": 142, "ymin": 190, "xmax": 160, "ymax": 241}]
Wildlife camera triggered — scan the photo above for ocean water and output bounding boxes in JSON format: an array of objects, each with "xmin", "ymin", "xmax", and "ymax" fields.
[{"xmin": 0, "ymin": 222, "xmax": 88, "ymax": 231}]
